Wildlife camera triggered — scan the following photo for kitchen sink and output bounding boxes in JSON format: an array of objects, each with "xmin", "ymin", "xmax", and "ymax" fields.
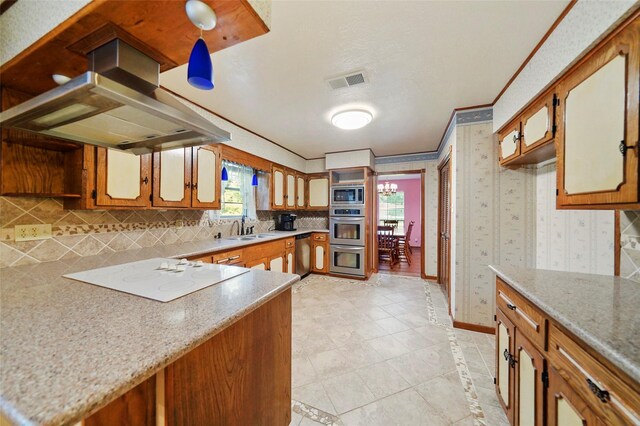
[{"xmin": 256, "ymin": 234, "xmax": 276, "ymax": 238}]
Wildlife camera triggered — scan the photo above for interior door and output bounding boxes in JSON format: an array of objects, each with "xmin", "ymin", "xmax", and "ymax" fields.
[
  {"xmin": 437, "ymin": 156, "xmax": 451, "ymax": 309},
  {"xmin": 191, "ymin": 145, "xmax": 221, "ymax": 209},
  {"xmin": 152, "ymin": 148, "xmax": 192, "ymax": 208},
  {"xmin": 96, "ymin": 148, "xmax": 151, "ymax": 207}
]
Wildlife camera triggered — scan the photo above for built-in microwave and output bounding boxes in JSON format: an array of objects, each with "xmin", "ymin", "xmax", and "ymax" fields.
[{"xmin": 330, "ymin": 185, "xmax": 365, "ymax": 205}]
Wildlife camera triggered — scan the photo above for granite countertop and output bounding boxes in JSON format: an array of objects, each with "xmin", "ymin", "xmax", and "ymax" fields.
[
  {"xmin": 489, "ymin": 264, "xmax": 640, "ymax": 386},
  {"xmin": 0, "ymin": 230, "xmax": 326, "ymax": 425}
]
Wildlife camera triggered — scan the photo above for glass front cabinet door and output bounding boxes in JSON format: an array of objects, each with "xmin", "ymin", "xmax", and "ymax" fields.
[{"xmin": 556, "ymin": 20, "xmax": 639, "ymax": 208}]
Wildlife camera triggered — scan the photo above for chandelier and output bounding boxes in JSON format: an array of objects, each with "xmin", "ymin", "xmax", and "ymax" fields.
[{"xmin": 377, "ymin": 181, "xmax": 397, "ymax": 196}]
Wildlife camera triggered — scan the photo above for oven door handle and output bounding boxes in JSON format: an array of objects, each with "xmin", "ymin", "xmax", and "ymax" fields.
[
  {"xmin": 331, "ymin": 245, "xmax": 365, "ymax": 251},
  {"xmin": 331, "ymin": 217, "xmax": 365, "ymax": 222}
]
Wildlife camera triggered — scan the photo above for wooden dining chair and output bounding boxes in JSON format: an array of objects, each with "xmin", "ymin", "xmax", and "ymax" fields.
[
  {"xmin": 378, "ymin": 233, "xmax": 399, "ymax": 268},
  {"xmin": 397, "ymin": 221, "xmax": 414, "ymax": 264}
]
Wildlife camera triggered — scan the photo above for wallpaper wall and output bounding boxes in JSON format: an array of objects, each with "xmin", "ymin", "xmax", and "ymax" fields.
[
  {"xmin": 535, "ymin": 162, "xmax": 615, "ymax": 275},
  {"xmin": 0, "ymin": 196, "xmax": 327, "ymax": 268},
  {"xmin": 453, "ymin": 122, "xmax": 537, "ymax": 328},
  {"xmin": 619, "ymin": 211, "xmax": 640, "ymax": 282}
]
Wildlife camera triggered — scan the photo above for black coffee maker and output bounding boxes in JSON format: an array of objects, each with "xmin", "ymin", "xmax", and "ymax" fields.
[{"xmin": 276, "ymin": 213, "xmax": 297, "ymax": 231}]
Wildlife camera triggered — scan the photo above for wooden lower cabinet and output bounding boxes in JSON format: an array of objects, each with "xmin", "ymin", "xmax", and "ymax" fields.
[
  {"xmin": 285, "ymin": 247, "xmax": 295, "ymax": 274},
  {"xmin": 311, "ymin": 240, "xmax": 328, "ymax": 274},
  {"xmin": 514, "ymin": 330, "xmax": 545, "ymax": 426},
  {"xmin": 496, "ymin": 309, "xmax": 515, "ymax": 423},
  {"xmin": 547, "ymin": 366, "xmax": 599, "ymax": 426},
  {"xmin": 83, "ymin": 289, "xmax": 291, "ymax": 425},
  {"xmin": 187, "ymin": 238, "xmax": 296, "ymax": 273},
  {"xmin": 269, "ymin": 254, "xmax": 285, "ymax": 273},
  {"xmin": 246, "ymin": 257, "xmax": 268, "ymax": 270},
  {"xmin": 495, "ymin": 277, "xmax": 640, "ymax": 426}
]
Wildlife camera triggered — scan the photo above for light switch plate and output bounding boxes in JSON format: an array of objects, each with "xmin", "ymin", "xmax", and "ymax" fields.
[{"xmin": 14, "ymin": 224, "xmax": 52, "ymax": 242}]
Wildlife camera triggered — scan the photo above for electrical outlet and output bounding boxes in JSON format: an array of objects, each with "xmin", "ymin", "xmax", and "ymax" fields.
[{"xmin": 14, "ymin": 224, "xmax": 52, "ymax": 242}]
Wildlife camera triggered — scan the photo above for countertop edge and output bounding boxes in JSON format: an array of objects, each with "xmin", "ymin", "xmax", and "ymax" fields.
[
  {"xmin": 0, "ymin": 273, "xmax": 301, "ymax": 426},
  {"xmin": 489, "ymin": 265, "xmax": 640, "ymax": 386},
  {"xmin": 61, "ymin": 273, "xmax": 300, "ymax": 426}
]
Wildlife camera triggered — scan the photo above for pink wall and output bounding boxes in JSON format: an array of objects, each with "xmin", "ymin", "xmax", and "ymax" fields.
[{"xmin": 378, "ymin": 177, "xmax": 422, "ymax": 247}]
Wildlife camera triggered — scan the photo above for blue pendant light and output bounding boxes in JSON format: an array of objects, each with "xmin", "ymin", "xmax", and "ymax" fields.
[
  {"xmin": 221, "ymin": 166, "xmax": 228, "ymax": 181},
  {"xmin": 188, "ymin": 38, "xmax": 214, "ymax": 90},
  {"xmin": 252, "ymin": 172, "xmax": 258, "ymax": 187},
  {"xmin": 185, "ymin": 0, "xmax": 217, "ymax": 91}
]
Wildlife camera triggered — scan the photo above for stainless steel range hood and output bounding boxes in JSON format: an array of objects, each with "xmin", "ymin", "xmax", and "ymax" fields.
[{"xmin": 0, "ymin": 39, "xmax": 230, "ymax": 155}]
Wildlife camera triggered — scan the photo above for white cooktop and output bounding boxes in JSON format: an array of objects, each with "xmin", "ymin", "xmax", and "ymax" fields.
[{"xmin": 63, "ymin": 258, "xmax": 250, "ymax": 302}]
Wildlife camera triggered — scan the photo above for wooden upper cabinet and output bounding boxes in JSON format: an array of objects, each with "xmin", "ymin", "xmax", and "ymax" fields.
[
  {"xmin": 271, "ymin": 165, "xmax": 285, "ymax": 210},
  {"xmin": 556, "ymin": 18, "xmax": 639, "ymax": 208},
  {"xmin": 95, "ymin": 148, "xmax": 151, "ymax": 207},
  {"xmin": 286, "ymin": 170, "xmax": 296, "ymax": 208},
  {"xmin": 152, "ymin": 148, "xmax": 192, "ymax": 208},
  {"xmin": 521, "ymin": 92, "xmax": 555, "ymax": 154},
  {"xmin": 151, "ymin": 146, "xmax": 221, "ymax": 209},
  {"xmin": 307, "ymin": 175, "xmax": 329, "ymax": 210},
  {"xmin": 192, "ymin": 145, "xmax": 221, "ymax": 209},
  {"xmin": 296, "ymin": 175, "xmax": 306, "ymax": 209},
  {"xmin": 498, "ymin": 120, "xmax": 521, "ymax": 165}
]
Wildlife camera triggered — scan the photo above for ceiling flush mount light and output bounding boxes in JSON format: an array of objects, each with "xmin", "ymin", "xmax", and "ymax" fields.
[
  {"xmin": 186, "ymin": 0, "xmax": 217, "ymax": 90},
  {"xmin": 377, "ymin": 182, "xmax": 397, "ymax": 196},
  {"xmin": 331, "ymin": 110, "xmax": 373, "ymax": 130}
]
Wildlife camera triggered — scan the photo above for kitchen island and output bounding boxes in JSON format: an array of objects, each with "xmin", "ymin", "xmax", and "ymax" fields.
[
  {"xmin": 490, "ymin": 265, "xmax": 640, "ymax": 425},
  {"xmin": 0, "ymin": 231, "xmax": 323, "ymax": 425}
]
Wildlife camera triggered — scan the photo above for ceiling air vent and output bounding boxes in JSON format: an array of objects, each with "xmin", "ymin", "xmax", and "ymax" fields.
[{"xmin": 326, "ymin": 70, "xmax": 368, "ymax": 90}]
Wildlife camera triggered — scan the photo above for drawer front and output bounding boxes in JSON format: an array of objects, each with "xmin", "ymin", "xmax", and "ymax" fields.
[
  {"xmin": 189, "ymin": 254, "xmax": 213, "ymax": 263},
  {"xmin": 212, "ymin": 249, "xmax": 244, "ymax": 264},
  {"xmin": 548, "ymin": 323, "xmax": 640, "ymax": 426},
  {"xmin": 285, "ymin": 238, "xmax": 295, "ymax": 248},
  {"xmin": 312, "ymin": 233, "xmax": 327, "ymax": 242},
  {"xmin": 496, "ymin": 279, "xmax": 546, "ymax": 350}
]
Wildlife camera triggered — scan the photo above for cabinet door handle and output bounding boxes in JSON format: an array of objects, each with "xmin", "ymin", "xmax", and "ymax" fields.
[
  {"xmin": 586, "ymin": 378, "xmax": 610, "ymax": 403},
  {"xmin": 192, "ymin": 182, "xmax": 197, "ymax": 189},
  {"xmin": 186, "ymin": 182, "xmax": 191, "ymax": 189},
  {"xmin": 619, "ymin": 140, "xmax": 635, "ymax": 156},
  {"xmin": 506, "ymin": 303, "xmax": 517, "ymax": 311},
  {"xmin": 142, "ymin": 176, "xmax": 149, "ymax": 185},
  {"xmin": 503, "ymin": 349, "xmax": 516, "ymax": 368}
]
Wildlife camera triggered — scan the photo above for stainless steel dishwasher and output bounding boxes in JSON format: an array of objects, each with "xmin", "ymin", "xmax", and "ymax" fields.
[{"xmin": 295, "ymin": 233, "xmax": 311, "ymax": 278}]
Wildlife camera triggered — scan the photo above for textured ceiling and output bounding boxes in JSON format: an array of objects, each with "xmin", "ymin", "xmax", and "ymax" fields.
[{"xmin": 161, "ymin": 1, "xmax": 569, "ymax": 159}]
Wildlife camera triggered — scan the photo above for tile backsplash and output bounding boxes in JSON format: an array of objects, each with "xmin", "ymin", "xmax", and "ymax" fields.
[
  {"xmin": 0, "ymin": 196, "xmax": 327, "ymax": 268},
  {"xmin": 620, "ymin": 210, "xmax": 640, "ymax": 282}
]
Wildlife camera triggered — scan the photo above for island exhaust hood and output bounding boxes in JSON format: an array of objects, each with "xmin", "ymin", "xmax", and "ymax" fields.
[{"xmin": 0, "ymin": 39, "xmax": 231, "ymax": 155}]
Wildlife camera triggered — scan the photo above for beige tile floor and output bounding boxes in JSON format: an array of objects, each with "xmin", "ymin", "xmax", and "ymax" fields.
[{"xmin": 290, "ymin": 273, "xmax": 509, "ymax": 426}]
